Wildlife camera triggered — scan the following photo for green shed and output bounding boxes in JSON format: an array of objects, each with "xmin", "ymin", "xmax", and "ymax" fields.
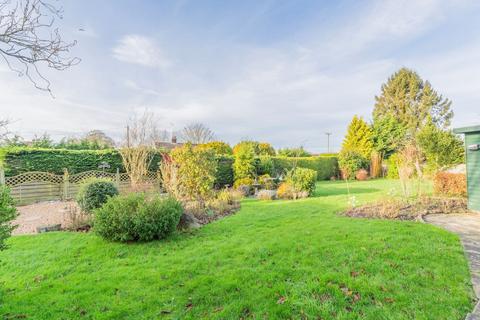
[{"xmin": 454, "ymin": 125, "xmax": 480, "ymax": 212}]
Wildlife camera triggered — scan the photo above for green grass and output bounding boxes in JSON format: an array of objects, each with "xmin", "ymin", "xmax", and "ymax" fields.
[{"xmin": 0, "ymin": 180, "xmax": 475, "ymax": 319}]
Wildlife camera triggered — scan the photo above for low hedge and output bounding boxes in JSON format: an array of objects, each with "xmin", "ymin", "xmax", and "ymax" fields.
[
  {"xmin": 433, "ymin": 172, "xmax": 467, "ymax": 197},
  {"xmin": 270, "ymin": 156, "xmax": 338, "ymax": 180}
]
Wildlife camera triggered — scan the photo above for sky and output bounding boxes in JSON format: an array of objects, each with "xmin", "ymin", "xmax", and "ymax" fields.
[{"xmin": 1, "ymin": 0, "xmax": 480, "ymax": 153}]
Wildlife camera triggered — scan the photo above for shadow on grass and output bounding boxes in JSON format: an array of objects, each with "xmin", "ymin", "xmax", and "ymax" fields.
[{"xmin": 313, "ymin": 187, "xmax": 380, "ymax": 197}]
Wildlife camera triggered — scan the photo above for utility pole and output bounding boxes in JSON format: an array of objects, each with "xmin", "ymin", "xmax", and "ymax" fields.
[
  {"xmin": 325, "ymin": 132, "xmax": 332, "ymax": 153},
  {"xmin": 126, "ymin": 125, "xmax": 130, "ymax": 148}
]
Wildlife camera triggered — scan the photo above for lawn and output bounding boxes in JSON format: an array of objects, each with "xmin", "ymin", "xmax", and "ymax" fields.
[{"xmin": 0, "ymin": 180, "xmax": 475, "ymax": 319}]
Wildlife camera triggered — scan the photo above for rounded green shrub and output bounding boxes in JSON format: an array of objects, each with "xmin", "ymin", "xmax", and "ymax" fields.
[
  {"xmin": 76, "ymin": 178, "xmax": 119, "ymax": 212},
  {"xmin": 94, "ymin": 194, "xmax": 183, "ymax": 242},
  {"xmin": 256, "ymin": 156, "xmax": 274, "ymax": 176},
  {"xmin": 286, "ymin": 167, "xmax": 317, "ymax": 195},
  {"xmin": 338, "ymin": 151, "xmax": 369, "ymax": 180}
]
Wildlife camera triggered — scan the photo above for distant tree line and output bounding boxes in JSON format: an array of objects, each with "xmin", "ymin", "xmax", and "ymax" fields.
[{"xmin": 1, "ymin": 130, "xmax": 115, "ymax": 150}]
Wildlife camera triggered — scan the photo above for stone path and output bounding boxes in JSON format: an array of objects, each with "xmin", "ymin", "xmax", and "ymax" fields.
[{"xmin": 425, "ymin": 214, "xmax": 480, "ymax": 320}]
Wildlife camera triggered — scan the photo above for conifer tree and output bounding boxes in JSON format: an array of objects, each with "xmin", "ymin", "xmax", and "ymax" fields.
[
  {"xmin": 372, "ymin": 114, "xmax": 407, "ymax": 157},
  {"xmin": 373, "ymin": 68, "xmax": 453, "ymax": 136},
  {"xmin": 372, "ymin": 68, "xmax": 454, "ymax": 176},
  {"xmin": 341, "ymin": 115, "xmax": 373, "ymax": 158}
]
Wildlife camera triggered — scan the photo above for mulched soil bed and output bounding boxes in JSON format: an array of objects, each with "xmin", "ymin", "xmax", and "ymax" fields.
[
  {"xmin": 343, "ymin": 196, "xmax": 469, "ymax": 221},
  {"xmin": 193, "ymin": 203, "xmax": 241, "ymax": 225}
]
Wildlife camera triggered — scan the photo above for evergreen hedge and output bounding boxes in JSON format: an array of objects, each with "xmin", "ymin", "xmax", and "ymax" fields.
[
  {"xmin": 215, "ymin": 156, "xmax": 234, "ymax": 188},
  {"xmin": 0, "ymin": 148, "xmax": 338, "ymax": 183},
  {"xmin": 0, "ymin": 147, "xmax": 161, "ymax": 176},
  {"xmin": 270, "ymin": 156, "xmax": 338, "ymax": 180}
]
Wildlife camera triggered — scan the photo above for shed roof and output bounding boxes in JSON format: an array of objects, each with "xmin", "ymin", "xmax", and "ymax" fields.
[{"xmin": 453, "ymin": 125, "xmax": 480, "ymax": 134}]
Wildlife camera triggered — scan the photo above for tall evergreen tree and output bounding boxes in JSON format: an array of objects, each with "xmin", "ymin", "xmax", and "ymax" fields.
[
  {"xmin": 416, "ymin": 118, "xmax": 465, "ymax": 172},
  {"xmin": 372, "ymin": 115, "xmax": 407, "ymax": 158},
  {"xmin": 341, "ymin": 115, "xmax": 373, "ymax": 159},
  {"xmin": 373, "ymin": 68, "xmax": 453, "ymax": 137}
]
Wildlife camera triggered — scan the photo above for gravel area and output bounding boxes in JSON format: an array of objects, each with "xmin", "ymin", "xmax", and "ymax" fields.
[{"xmin": 13, "ymin": 201, "xmax": 79, "ymax": 235}]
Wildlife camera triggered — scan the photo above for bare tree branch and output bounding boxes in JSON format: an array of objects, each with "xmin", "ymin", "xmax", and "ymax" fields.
[
  {"xmin": 121, "ymin": 111, "xmax": 161, "ymax": 187},
  {"xmin": 124, "ymin": 111, "xmax": 161, "ymax": 148},
  {"xmin": 0, "ymin": 118, "xmax": 10, "ymax": 141},
  {"xmin": 0, "ymin": 0, "xmax": 80, "ymax": 94},
  {"xmin": 181, "ymin": 123, "xmax": 214, "ymax": 144}
]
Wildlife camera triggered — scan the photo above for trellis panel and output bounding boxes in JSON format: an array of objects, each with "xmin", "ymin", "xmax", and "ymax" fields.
[{"xmin": 1, "ymin": 170, "xmax": 159, "ymax": 205}]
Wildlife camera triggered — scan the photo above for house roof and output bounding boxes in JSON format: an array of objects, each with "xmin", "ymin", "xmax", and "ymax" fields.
[
  {"xmin": 454, "ymin": 125, "xmax": 480, "ymax": 134},
  {"xmin": 155, "ymin": 142, "xmax": 184, "ymax": 150}
]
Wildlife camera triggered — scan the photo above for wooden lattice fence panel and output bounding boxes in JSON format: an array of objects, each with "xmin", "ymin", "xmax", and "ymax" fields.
[
  {"xmin": 69, "ymin": 171, "xmax": 117, "ymax": 184},
  {"xmin": 1, "ymin": 169, "xmax": 160, "ymax": 205},
  {"xmin": 9, "ymin": 181, "xmax": 62, "ymax": 206},
  {"xmin": 4, "ymin": 172, "xmax": 63, "ymax": 206},
  {"xmin": 5, "ymin": 171, "xmax": 63, "ymax": 187}
]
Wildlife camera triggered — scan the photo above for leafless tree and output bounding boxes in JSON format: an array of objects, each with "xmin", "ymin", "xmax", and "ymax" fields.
[
  {"xmin": 124, "ymin": 111, "xmax": 160, "ymax": 147},
  {"xmin": 0, "ymin": 118, "xmax": 10, "ymax": 141},
  {"xmin": 181, "ymin": 123, "xmax": 214, "ymax": 144},
  {"xmin": 153, "ymin": 129, "xmax": 170, "ymax": 142},
  {"xmin": 0, "ymin": 0, "xmax": 80, "ymax": 93},
  {"xmin": 121, "ymin": 111, "xmax": 160, "ymax": 187}
]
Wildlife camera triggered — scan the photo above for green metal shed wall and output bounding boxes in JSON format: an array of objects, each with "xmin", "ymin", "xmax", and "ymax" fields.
[{"xmin": 465, "ymin": 132, "xmax": 480, "ymax": 211}]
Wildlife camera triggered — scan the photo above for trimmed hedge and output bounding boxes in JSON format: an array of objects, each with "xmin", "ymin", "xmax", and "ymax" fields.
[
  {"xmin": 0, "ymin": 148, "xmax": 338, "ymax": 183},
  {"xmin": 0, "ymin": 147, "xmax": 161, "ymax": 176},
  {"xmin": 270, "ymin": 156, "xmax": 338, "ymax": 180},
  {"xmin": 215, "ymin": 156, "xmax": 234, "ymax": 188}
]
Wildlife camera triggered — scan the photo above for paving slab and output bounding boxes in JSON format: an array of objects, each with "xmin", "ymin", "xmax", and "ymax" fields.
[{"xmin": 425, "ymin": 214, "xmax": 480, "ymax": 320}]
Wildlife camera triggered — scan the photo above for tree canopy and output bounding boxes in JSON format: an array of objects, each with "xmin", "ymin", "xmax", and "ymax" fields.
[
  {"xmin": 373, "ymin": 68, "xmax": 453, "ymax": 136},
  {"xmin": 196, "ymin": 141, "xmax": 233, "ymax": 155},
  {"xmin": 181, "ymin": 123, "xmax": 214, "ymax": 144},
  {"xmin": 372, "ymin": 115, "xmax": 407, "ymax": 157},
  {"xmin": 416, "ymin": 119, "xmax": 465, "ymax": 172},
  {"xmin": 233, "ymin": 141, "xmax": 275, "ymax": 156},
  {"xmin": 341, "ymin": 115, "xmax": 373, "ymax": 159},
  {"xmin": 278, "ymin": 147, "xmax": 311, "ymax": 157}
]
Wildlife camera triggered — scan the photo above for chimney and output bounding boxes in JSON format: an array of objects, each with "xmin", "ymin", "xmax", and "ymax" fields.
[{"xmin": 171, "ymin": 135, "xmax": 177, "ymax": 144}]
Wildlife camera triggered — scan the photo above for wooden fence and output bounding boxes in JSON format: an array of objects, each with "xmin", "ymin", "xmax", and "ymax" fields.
[{"xmin": 0, "ymin": 169, "xmax": 160, "ymax": 206}]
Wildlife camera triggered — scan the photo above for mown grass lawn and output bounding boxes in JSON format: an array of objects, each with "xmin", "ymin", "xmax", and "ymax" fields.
[{"xmin": 0, "ymin": 180, "xmax": 475, "ymax": 319}]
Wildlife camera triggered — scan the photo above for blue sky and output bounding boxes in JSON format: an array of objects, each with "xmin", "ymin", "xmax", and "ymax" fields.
[{"xmin": 2, "ymin": 0, "xmax": 480, "ymax": 152}]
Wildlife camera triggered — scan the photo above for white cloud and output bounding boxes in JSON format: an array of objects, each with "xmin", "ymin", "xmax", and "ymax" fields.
[
  {"xmin": 112, "ymin": 35, "xmax": 171, "ymax": 69},
  {"xmin": 3, "ymin": 0, "xmax": 480, "ymax": 153},
  {"xmin": 322, "ymin": 0, "xmax": 455, "ymax": 59}
]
